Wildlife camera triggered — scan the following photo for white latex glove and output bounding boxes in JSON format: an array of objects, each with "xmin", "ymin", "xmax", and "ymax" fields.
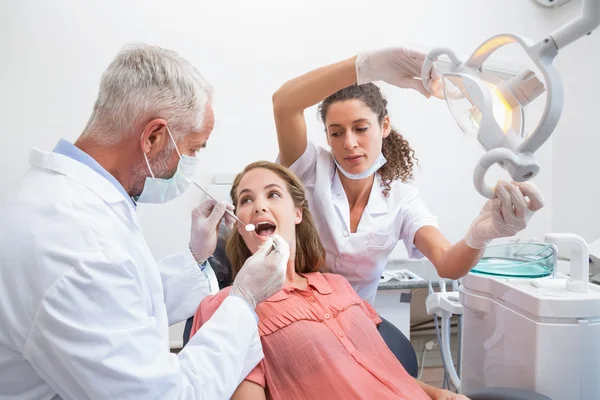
[
  {"xmin": 464, "ymin": 180, "xmax": 546, "ymax": 249},
  {"xmin": 355, "ymin": 46, "xmax": 440, "ymax": 98},
  {"xmin": 230, "ymin": 234, "xmax": 290, "ymax": 309},
  {"xmin": 189, "ymin": 199, "xmax": 236, "ymax": 263},
  {"xmin": 427, "ymin": 64, "xmax": 444, "ymax": 99}
]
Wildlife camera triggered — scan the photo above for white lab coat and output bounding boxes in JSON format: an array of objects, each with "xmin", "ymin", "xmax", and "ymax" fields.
[
  {"xmin": 284, "ymin": 141, "xmax": 439, "ymax": 304},
  {"xmin": 0, "ymin": 149, "xmax": 262, "ymax": 399}
]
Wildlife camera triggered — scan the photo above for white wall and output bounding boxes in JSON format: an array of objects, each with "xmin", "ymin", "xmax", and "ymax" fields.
[
  {"xmin": 552, "ymin": 25, "xmax": 600, "ymax": 244},
  {"xmin": 1, "ymin": 0, "xmax": 597, "ymax": 262}
]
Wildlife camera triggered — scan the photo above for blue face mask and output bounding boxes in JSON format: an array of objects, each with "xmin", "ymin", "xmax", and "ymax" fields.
[
  {"xmin": 136, "ymin": 127, "xmax": 199, "ymax": 204},
  {"xmin": 333, "ymin": 152, "xmax": 387, "ymax": 180}
]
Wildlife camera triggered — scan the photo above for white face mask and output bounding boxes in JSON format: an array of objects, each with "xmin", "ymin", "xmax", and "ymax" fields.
[
  {"xmin": 333, "ymin": 152, "xmax": 387, "ymax": 180},
  {"xmin": 136, "ymin": 127, "xmax": 199, "ymax": 204}
]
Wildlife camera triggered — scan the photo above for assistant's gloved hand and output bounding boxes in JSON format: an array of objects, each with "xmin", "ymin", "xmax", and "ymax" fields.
[
  {"xmin": 230, "ymin": 234, "xmax": 290, "ymax": 309},
  {"xmin": 189, "ymin": 199, "xmax": 236, "ymax": 263},
  {"xmin": 355, "ymin": 46, "xmax": 441, "ymax": 98},
  {"xmin": 464, "ymin": 180, "xmax": 546, "ymax": 249}
]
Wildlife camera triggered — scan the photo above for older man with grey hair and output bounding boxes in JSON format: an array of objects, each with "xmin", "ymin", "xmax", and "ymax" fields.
[{"xmin": 0, "ymin": 43, "xmax": 288, "ymax": 399}]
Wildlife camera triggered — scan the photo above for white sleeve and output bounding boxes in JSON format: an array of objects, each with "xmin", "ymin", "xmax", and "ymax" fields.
[
  {"xmin": 24, "ymin": 254, "xmax": 262, "ymax": 400},
  {"xmin": 157, "ymin": 249, "xmax": 211, "ymax": 325},
  {"xmin": 276, "ymin": 140, "xmax": 318, "ymax": 188},
  {"xmin": 400, "ymin": 194, "xmax": 439, "ymax": 259}
]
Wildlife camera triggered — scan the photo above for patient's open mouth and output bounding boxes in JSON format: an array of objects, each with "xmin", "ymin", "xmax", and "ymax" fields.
[{"xmin": 254, "ymin": 221, "xmax": 276, "ymax": 237}]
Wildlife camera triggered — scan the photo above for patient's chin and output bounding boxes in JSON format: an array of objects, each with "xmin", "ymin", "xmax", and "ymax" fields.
[
  {"xmin": 243, "ymin": 237, "xmax": 260, "ymax": 255},
  {"xmin": 246, "ymin": 236, "xmax": 273, "ymax": 255}
]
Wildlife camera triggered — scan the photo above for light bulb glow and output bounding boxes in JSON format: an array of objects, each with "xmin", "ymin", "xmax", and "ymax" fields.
[
  {"xmin": 489, "ymin": 85, "xmax": 513, "ymax": 133},
  {"xmin": 466, "ymin": 84, "xmax": 513, "ymax": 134}
]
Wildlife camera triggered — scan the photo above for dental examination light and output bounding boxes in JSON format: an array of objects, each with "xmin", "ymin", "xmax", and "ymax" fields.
[{"xmin": 421, "ymin": 0, "xmax": 600, "ymax": 199}]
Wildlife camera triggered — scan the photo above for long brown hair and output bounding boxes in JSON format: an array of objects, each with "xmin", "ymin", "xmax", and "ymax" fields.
[
  {"xmin": 226, "ymin": 161, "xmax": 327, "ymax": 278},
  {"xmin": 318, "ymin": 83, "xmax": 418, "ymax": 196}
]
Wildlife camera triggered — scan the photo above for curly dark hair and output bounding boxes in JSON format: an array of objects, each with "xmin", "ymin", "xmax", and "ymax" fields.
[{"xmin": 317, "ymin": 83, "xmax": 418, "ymax": 196}]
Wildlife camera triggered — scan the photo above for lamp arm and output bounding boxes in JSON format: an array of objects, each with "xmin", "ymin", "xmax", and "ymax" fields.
[{"xmin": 548, "ymin": 0, "xmax": 600, "ymax": 50}]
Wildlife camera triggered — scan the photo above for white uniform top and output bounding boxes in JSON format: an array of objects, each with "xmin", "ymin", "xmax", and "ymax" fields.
[
  {"xmin": 285, "ymin": 141, "xmax": 438, "ymax": 304},
  {"xmin": 0, "ymin": 148, "xmax": 262, "ymax": 399}
]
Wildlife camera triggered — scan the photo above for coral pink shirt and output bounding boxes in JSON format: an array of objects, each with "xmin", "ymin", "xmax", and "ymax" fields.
[{"xmin": 191, "ymin": 272, "xmax": 429, "ymax": 400}]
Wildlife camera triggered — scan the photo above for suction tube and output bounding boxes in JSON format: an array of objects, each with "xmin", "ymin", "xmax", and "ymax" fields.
[
  {"xmin": 442, "ymin": 314, "xmax": 461, "ymax": 391},
  {"xmin": 428, "ymin": 281, "xmax": 462, "ymax": 392}
]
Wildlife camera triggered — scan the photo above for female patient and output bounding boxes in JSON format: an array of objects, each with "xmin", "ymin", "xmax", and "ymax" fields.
[{"xmin": 190, "ymin": 161, "xmax": 467, "ymax": 400}]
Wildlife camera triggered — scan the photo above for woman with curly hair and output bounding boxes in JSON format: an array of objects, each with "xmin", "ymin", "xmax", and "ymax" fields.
[{"xmin": 272, "ymin": 46, "xmax": 545, "ymax": 304}]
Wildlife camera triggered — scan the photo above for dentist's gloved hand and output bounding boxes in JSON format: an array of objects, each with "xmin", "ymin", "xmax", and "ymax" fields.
[
  {"xmin": 230, "ymin": 235, "xmax": 289, "ymax": 309},
  {"xmin": 464, "ymin": 180, "xmax": 545, "ymax": 249},
  {"xmin": 189, "ymin": 199, "xmax": 236, "ymax": 263},
  {"xmin": 355, "ymin": 46, "xmax": 441, "ymax": 98}
]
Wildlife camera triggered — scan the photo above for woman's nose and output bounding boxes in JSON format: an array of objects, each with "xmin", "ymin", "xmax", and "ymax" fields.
[
  {"xmin": 344, "ymin": 132, "xmax": 358, "ymax": 149},
  {"xmin": 253, "ymin": 199, "xmax": 268, "ymax": 214}
]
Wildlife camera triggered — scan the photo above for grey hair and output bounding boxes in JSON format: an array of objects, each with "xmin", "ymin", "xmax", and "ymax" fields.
[{"xmin": 82, "ymin": 43, "xmax": 213, "ymax": 145}]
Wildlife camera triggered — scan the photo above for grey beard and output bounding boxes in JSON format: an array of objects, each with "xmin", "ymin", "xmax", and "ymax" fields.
[{"xmin": 131, "ymin": 147, "xmax": 174, "ymax": 197}]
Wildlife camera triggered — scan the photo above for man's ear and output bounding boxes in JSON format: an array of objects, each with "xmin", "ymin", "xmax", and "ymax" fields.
[{"xmin": 141, "ymin": 118, "xmax": 169, "ymax": 157}]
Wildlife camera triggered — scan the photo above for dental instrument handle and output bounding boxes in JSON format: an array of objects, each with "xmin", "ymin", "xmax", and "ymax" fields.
[{"xmin": 191, "ymin": 181, "xmax": 255, "ymax": 232}]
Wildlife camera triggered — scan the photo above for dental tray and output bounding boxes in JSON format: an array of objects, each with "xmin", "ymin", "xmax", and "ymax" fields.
[
  {"xmin": 380, "ymin": 269, "xmax": 424, "ymax": 283},
  {"xmin": 472, "ymin": 243, "xmax": 555, "ymax": 278}
]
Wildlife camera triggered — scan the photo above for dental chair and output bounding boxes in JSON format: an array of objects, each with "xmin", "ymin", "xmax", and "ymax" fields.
[{"xmin": 181, "ymin": 225, "xmax": 550, "ymax": 400}]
